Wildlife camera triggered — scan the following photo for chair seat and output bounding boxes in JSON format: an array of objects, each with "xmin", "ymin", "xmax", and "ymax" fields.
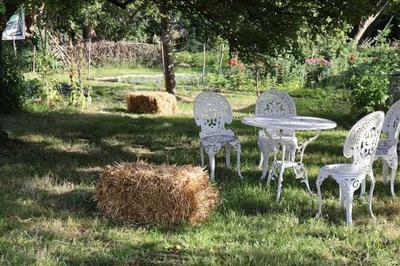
[
  {"xmin": 272, "ymin": 160, "xmax": 299, "ymax": 168},
  {"xmin": 320, "ymin": 164, "xmax": 369, "ymax": 176},
  {"xmin": 200, "ymin": 135, "xmax": 239, "ymax": 145},
  {"xmin": 258, "ymin": 131, "xmax": 298, "ymax": 146}
]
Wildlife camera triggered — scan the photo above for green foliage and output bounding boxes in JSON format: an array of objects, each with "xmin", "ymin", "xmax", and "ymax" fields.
[
  {"xmin": 0, "ymin": 3, "xmax": 6, "ymax": 15},
  {"xmin": 206, "ymin": 64, "xmax": 255, "ymax": 91},
  {"xmin": 350, "ymin": 72, "xmax": 389, "ymax": 115},
  {"xmin": 340, "ymin": 28, "xmax": 400, "ymax": 115},
  {"xmin": 175, "ymin": 51, "xmax": 222, "ymax": 69},
  {"xmin": 0, "ymin": 57, "xmax": 24, "ymax": 114}
]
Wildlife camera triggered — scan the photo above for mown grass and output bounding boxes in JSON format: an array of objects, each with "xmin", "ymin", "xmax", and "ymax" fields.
[{"xmin": 1, "ymin": 76, "xmax": 400, "ymax": 265}]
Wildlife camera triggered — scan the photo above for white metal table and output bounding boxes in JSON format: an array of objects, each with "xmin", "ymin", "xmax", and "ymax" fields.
[{"xmin": 242, "ymin": 115, "xmax": 337, "ymax": 201}]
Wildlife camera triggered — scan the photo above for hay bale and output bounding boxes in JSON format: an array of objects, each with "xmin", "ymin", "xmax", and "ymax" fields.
[
  {"xmin": 96, "ymin": 161, "xmax": 219, "ymax": 225},
  {"xmin": 126, "ymin": 91, "xmax": 178, "ymax": 115}
]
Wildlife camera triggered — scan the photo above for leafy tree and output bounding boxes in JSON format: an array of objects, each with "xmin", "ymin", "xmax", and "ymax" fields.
[{"xmin": 105, "ymin": 0, "xmax": 380, "ymax": 94}]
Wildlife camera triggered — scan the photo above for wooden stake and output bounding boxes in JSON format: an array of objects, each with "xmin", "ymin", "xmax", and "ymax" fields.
[
  {"xmin": 219, "ymin": 43, "xmax": 224, "ymax": 72},
  {"xmin": 161, "ymin": 41, "xmax": 165, "ymax": 75},
  {"xmin": 202, "ymin": 43, "xmax": 206, "ymax": 84},
  {"xmin": 87, "ymin": 39, "xmax": 92, "ymax": 80},
  {"xmin": 12, "ymin": 36, "xmax": 16, "ymax": 56},
  {"xmin": 256, "ymin": 69, "xmax": 260, "ymax": 96},
  {"xmin": 33, "ymin": 46, "xmax": 36, "ymax": 72}
]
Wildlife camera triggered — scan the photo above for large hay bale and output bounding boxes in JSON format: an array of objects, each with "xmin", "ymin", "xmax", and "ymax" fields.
[
  {"xmin": 126, "ymin": 92, "xmax": 178, "ymax": 115},
  {"xmin": 96, "ymin": 162, "xmax": 219, "ymax": 225}
]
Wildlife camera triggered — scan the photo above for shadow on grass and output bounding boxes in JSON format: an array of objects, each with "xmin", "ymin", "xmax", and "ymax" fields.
[{"xmin": 0, "ymin": 109, "xmax": 399, "ymax": 229}]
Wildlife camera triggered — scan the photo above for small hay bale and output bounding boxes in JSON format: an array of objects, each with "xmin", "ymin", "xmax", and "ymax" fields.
[
  {"xmin": 96, "ymin": 161, "xmax": 219, "ymax": 225},
  {"xmin": 126, "ymin": 91, "xmax": 178, "ymax": 115}
]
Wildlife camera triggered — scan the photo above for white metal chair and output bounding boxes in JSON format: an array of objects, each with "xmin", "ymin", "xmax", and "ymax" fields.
[
  {"xmin": 316, "ymin": 111, "xmax": 385, "ymax": 225},
  {"xmin": 256, "ymin": 89, "xmax": 298, "ymax": 180},
  {"xmin": 193, "ymin": 91, "xmax": 243, "ymax": 181},
  {"xmin": 374, "ymin": 99, "xmax": 400, "ymax": 197}
]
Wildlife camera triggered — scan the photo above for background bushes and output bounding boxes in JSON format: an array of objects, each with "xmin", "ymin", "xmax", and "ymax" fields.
[
  {"xmin": 88, "ymin": 41, "xmax": 161, "ymax": 67},
  {"xmin": 0, "ymin": 56, "xmax": 24, "ymax": 114}
]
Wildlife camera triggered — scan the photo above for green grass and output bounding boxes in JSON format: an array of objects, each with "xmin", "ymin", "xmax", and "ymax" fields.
[{"xmin": 1, "ymin": 77, "xmax": 400, "ymax": 265}]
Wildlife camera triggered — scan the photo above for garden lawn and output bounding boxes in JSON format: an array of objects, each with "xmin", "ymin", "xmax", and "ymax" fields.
[{"xmin": 1, "ymin": 80, "xmax": 400, "ymax": 265}]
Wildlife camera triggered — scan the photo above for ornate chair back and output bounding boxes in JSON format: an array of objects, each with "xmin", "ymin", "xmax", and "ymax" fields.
[
  {"xmin": 382, "ymin": 100, "xmax": 400, "ymax": 142},
  {"xmin": 255, "ymin": 88, "xmax": 296, "ymax": 117},
  {"xmin": 343, "ymin": 111, "xmax": 385, "ymax": 171},
  {"xmin": 193, "ymin": 92, "xmax": 234, "ymax": 138},
  {"xmin": 256, "ymin": 88, "xmax": 296, "ymax": 137}
]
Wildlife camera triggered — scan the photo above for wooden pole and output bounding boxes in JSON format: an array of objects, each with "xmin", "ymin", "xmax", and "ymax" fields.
[
  {"xmin": 33, "ymin": 46, "xmax": 36, "ymax": 72},
  {"xmin": 256, "ymin": 69, "xmax": 260, "ymax": 96},
  {"xmin": 219, "ymin": 43, "xmax": 224, "ymax": 72},
  {"xmin": 12, "ymin": 36, "xmax": 17, "ymax": 56},
  {"xmin": 161, "ymin": 41, "xmax": 165, "ymax": 75},
  {"xmin": 87, "ymin": 39, "xmax": 92, "ymax": 80},
  {"xmin": 202, "ymin": 43, "xmax": 206, "ymax": 84}
]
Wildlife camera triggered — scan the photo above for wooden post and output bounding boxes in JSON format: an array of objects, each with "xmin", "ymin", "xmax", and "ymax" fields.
[
  {"xmin": 256, "ymin": 69, "xmax": 260, "ymax": 96},
  {"xmin": 87, "ymin": 39, "xmax": 91, "ymax": 80},
  {"xmin": 33, "ymin": 46, "xmax": 36, "ymax": 72},
  {"xmin": 219, "ymin": 43, "xmax": 224, "ymax": 72},
  {"xmin": 161, "ymin": 41, "xmax": 165, "ymax": 74},
  {"xmin": 202, "ymin": 43, "xmax": 206, "ymax": 84},
  {"xmin": 12, "ymin": 36, "xmax": 16, "ymax": 56}
]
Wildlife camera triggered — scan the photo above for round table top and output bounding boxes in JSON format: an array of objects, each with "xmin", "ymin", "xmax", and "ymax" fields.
[{"xmin": 241, "ymin": 115, "xmax": 337, "ymax": 131}]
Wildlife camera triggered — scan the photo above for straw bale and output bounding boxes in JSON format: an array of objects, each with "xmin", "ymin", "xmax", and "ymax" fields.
[
  {"xmin": 126, "ymin": 91, "xmax": 177, "ymax": 115},
  {"xmin": 96, "ymin": 161, "xmax": 219, "ymax": 225}
]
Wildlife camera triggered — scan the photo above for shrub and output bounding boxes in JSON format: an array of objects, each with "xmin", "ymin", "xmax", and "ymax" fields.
[
  {"xmin": 346, "ymin": 44, "xmax": 400, "ymax": 115},
  {"xmin": 88, "ymin": 41, "xmax": 161, "ymax": 67},
  {"xmin": 350, "ymin": 71, "xmax": 389, "ymax": 115},
  {"xmin": 0, "ymin": 57, "xmax": 24, "ymax": 114},
  {"xmin": 206, "ymin": 63, "xmax": 255, "ymax": 91},
  {"xmin": 304, "ymin": 57, "xmax": 332, "ymax": 87}
]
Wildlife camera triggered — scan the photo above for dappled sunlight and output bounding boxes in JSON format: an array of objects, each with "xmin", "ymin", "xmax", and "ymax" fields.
[{"xmin": 1, "ymin": 87, "xmax": 400, "ymax": 264}]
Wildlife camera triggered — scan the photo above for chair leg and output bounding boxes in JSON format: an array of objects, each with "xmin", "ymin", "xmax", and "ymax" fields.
[
  {"xmin": 200, "ymin": 145, "xmax": 205, "ymax": 167},
  {"xmin": 360, "ymin": 179, "xmax": 366, "ymax": 197},
  {"xmin": 368, "ymin": 172, "xmax": 376, "ymax": 218},
  {"xmin": 315, "ymin": 172, "xmax": 327, "ymax": 219},
  {"xmin": 345, "ymin": 189, "xmax": 355, "ymax": 225},
  {"xmin": 303, "ymin": 172, "xmax": 313, "ymax": 194},
  {"xmin": 390, "ymin": 163, "xmax": 397, "ymax": 197},
  {"xmin": 225, "ymin": 144, "xmax": 231, "ymax": 168},
  {"xmin": 294, "ymin": 163, "xmax": 312, "ymax": 194},
  {"xmin": 260, "ymin": 150, "xmax": 270, "ymax": 180},
  {"xmin": 267, "ymin": 148, "xmax": 277, "ymax": 186},
  {"xmin": 258, "ymin": 151, "xmax": 264, "ymax": 169},
  {"xmin": 258, "ymin": 140, "xmax": 269, "ymax": 179},
  {"xmin": 235, "ymin": 143, "xmax": 243, "ymax": 179},
  {"xmin": 207, "ymin": 151, "xmax": 216, "ymax": 181},
  {"xmin": 339, "ymin": 184, "xmax": 345, "ymax": 209},
  {"xmin": 276, "ymin": 145, "xmax": 286, "ymax": 202},
  {"xmin": 383, "ymin": 160, "xmax": 389, "ymax": 184}
]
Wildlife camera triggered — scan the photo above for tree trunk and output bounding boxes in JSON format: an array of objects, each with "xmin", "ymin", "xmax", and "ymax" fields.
[
  {"xmin": 353, "ymin": 0, "xmax": 389, "ymax": 44},
  {"xmin": 159, "ymin": 3, "xmax": 175, "ymax": 94}
]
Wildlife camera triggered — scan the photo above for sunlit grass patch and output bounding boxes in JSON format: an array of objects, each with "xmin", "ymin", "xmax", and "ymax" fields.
[{"xmin": 1, "ymin": 79, "xmax": 400, "ymax": 264}]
